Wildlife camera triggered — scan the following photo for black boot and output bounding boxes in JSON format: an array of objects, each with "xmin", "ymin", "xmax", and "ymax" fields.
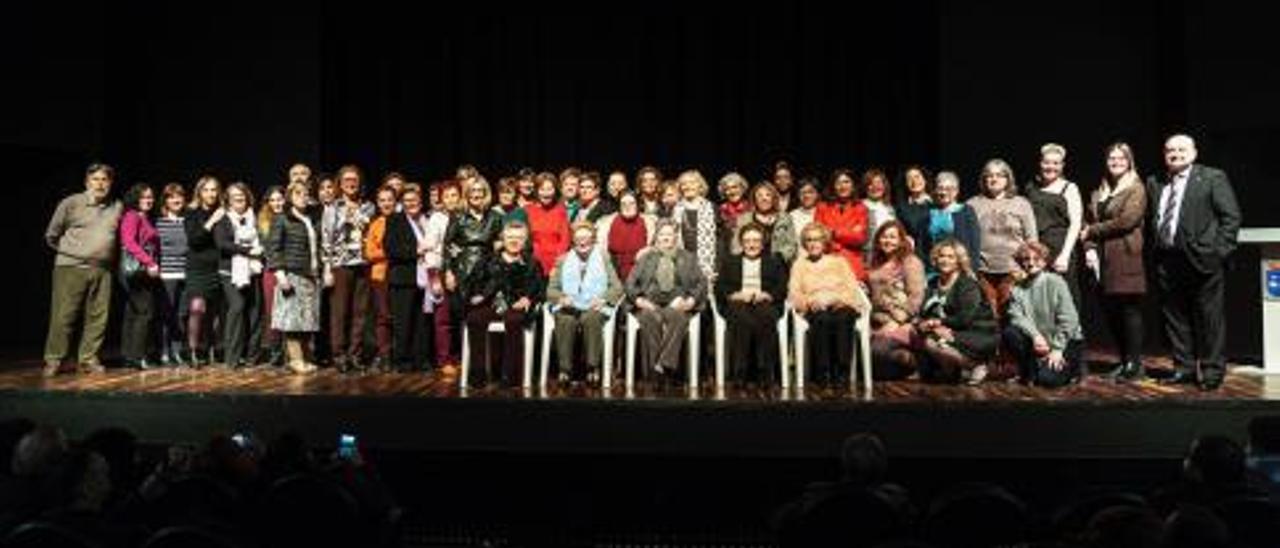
[
  {"xmin": 268, "ymin": 344, "xmax": 285, "ymax": 368},
  {"xmin": 1113, "ymin": 360, "xmax": 1145, "ymax": 382}
]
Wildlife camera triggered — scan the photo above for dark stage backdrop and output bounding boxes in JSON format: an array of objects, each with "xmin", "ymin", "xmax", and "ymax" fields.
[
  {"xmin": 319, "ymin": 4, "xmax": 940, "ymax": 184},
  {"xmin": 5, "ymin": 2, "xmax": 1276, "ymax": 360}
]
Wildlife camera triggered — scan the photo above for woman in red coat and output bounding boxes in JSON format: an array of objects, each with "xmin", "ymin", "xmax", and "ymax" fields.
[
  {"xmin": 815, "ymin": 168, "xmax": 870, "ymax": 280},
  {"xmin": 524, "ymin": 172, "xmax": 571, "ymax": 276}
]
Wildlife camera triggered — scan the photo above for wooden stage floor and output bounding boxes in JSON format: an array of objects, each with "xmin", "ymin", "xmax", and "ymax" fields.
[
  {"xmin": 1, "ymin": 358, "xmax": 1277, "ymax": 460},
  {"xmin": 1, "ymin": 355, "xmax": 1274, "ymax": 402}
]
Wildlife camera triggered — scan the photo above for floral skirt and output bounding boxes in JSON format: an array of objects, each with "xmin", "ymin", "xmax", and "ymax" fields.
[{"xmin": 271, "ymin": 272, "xmax": 321, "ymax": 333}]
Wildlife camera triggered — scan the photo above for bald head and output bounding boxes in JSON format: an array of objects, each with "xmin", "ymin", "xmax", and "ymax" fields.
[{"xmin": 1164, "ymin": 134, "xmax": 1198, "ymax": 174}]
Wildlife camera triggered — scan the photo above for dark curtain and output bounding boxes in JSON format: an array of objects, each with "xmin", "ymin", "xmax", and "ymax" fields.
[{"xmin": 319, "ymin": 3, "xmax": 940, "ymax": 185}]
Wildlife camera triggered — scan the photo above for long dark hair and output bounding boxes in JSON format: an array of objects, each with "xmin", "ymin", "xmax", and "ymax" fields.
[{"xmin": 123, "ymin": 183, "xmax": 153, "ymax": 212}]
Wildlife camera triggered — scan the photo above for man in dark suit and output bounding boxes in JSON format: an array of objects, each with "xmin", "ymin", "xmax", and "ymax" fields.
[{"xmin": 1146, "ymin": 134, "xmax": 1241, "ymax": 390}]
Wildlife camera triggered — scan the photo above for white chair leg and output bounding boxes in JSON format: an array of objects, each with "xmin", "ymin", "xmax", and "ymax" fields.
[
  {"xmin": 859, "ymin": 314, "xmax": 873, "ymax": 394},
  {"xmin": 540, "ymin": 308, "xmax": 553, "ymax": 389},
  {"xmin": 522, "ymin": 326, "xmax": 535, "ymax": 390},
  {"xmin": 688, "ymin": 313, "xmax": 700, "ymax": 390},
  {"xmin": 714, "ymin": 311, "xmax": 726, "ymax": 389},
  {"xmin": 460, "ymin": 328, "xmax": 471, "ymax": 389},
  {"xmin": 602, "ymin": 315, "xmax": 616, "ymax": 390},
  {"xmin": 777, "ymin": 310, "xmax": 790, "ymax": 389},
  {"xmin": 793, "ymin": 316, "xmax": 807, "ymax": 391},
  {"xmin": 625, "ymin": 314, "xmax": 638, "ymax": 391}
]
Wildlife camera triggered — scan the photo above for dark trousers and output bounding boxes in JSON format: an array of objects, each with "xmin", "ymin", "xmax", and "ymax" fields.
[
  {"xmin": 806, "ymin": 309, "xmax": 857, "ymax": 384},
  {"xmin": 121, "ymin": 275, "xmax": 159, "ymax": 361},
  {"xmin": 1102, "ymin": 293, "xmax": 1144, "ymax": 365},
  {"xmin": 1002, "ymin": 326, "xmax": 1083, "ymax": 387},
  {"xmin": 260, "ymin": 269, "xmax": 279, "ymax": 355},
  {"xmin": 221, "ymin": 275, "xmax": 263, "ymax": 366},
  {"xmin": 725, "ymin": 302, "xmax": 780, "ymax": 383},
  {"xmin": 161, "ymin": 279, "xmax": 187, "ymax": 356},
  {"xmin": 330, "ymin": 265, "xmax": 371, "ymax": 359},
  {"xmin": 389, "ymin": 285, "xmax": 429, "ymax": 370},
  {"xmin": 1156, "ymin": 250, "xmax": 1226, "ymax": 380},
  {"xmin": 316, "ymin": 284, "xmax": 332, "ymax": 362},
  {"xmin": 465, "ymin": 303, "xmax": 528, "ymax": 386},
  {"xmin": 371, "ymin": 281, "xmax": 393, "ymax": 360},
  {"xmin": 433, "ymin": 296, "xmax": 455, "ymax": 365},
  {"xmin": 978, "ymin": 272, "xmax": 1017, "ymax": 320}
]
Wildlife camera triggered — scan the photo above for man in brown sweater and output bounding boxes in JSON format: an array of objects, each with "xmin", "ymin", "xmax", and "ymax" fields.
[{"xmin": 43, "ymin": 163, "xmax": 123, "ymax": 376}]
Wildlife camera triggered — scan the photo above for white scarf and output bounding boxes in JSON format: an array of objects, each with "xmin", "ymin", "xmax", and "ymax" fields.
[
  {"xmin": 406, "ymin": 213, "xmax": 443, "ymax": 313},
  {"xmin": 1097, "ymin": 171, "xmax": 1140, "ymax": 203},
  {"xmin": 297, "ymin": 209, "xmax": 320, "ymax": 275},
  {"xmin": 228, "ymin": 209, "xmax": 262, "ymax": 288}
]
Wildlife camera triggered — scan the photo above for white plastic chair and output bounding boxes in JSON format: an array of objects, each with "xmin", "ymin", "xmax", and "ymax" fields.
[
  {"xmin": 710, "ymin": 298, "xmax": 791, "ymax": 388},
  {"xmin": 792, "ymin": 304, "xmax": 873, "ymax": 393},
  {"xmin": 539, "ymin": 304, "xmax": 619, "ymax": 389},
  {"xmin": 624, "ymin": 309, "xmax": 702, "ymax": 391},
  {"xmin": 459, "ymin": 307, "xmax": 537, "ymax": 390}
]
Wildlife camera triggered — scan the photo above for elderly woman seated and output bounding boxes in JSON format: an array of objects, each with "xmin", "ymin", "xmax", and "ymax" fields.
[
  {"xmin": 1003, "ymin": 241, "xmax": 1084, "ymax": 387},
  {"xmin": 715, "ymin": 223, "xmax": 789, "ymax": 385},
  {"xmin": 546, "ymin": 222, "xmax": 624, "ymax": 385},
  {"xmin": 624, "ymin": 218, "xmax": 708, "ymax": 381},
  {"xmin": 462, "ymin": 221, "xmax": 544, "ymax": 387},
  {"xmin": 789, "ymin": 223, "xmax": 869, "ymax": 386}
]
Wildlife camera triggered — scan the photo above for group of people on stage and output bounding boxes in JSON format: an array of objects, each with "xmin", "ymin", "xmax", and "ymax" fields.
[{"xmin": 42, "ymin": 133, "xmax": 1241, "ymax": 390}]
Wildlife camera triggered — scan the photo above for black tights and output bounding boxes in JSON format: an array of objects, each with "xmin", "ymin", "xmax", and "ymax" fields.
[{"xmin": 1103, "ymin": 294, "xmax": 1144, "ymax": 364}]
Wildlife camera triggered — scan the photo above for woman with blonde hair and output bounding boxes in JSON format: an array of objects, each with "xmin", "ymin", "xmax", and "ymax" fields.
[
  {"xmin": 183, "ymin": 175, "xmax": 225, "ymax": 366},
  {"xmin": 672, "ymin": 170, "xmax": 719, "ymax": 280},
  {"xmin": 789, "ymin": 222, "xmax": 869, "ymax": 385},
  {"xmin": 912, "ymin": 239, "xmax": 998, "ymax": 384},
  {"xmin": 1081, "ymin": 142, "xmax": 1148, "ymax": 381}
]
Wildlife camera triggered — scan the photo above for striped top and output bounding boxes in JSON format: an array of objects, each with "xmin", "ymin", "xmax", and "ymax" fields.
[{"xmin": 156, "ymin": 214, "xmax": 188, "ymax": 280}]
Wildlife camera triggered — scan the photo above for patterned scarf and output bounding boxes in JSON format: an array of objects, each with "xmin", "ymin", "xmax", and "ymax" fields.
[
  {"xmin": 655, "ymin": 248, "xmax": 678, "ymax": 293},
  {"xmin": 227, "ymin": 209, "xmax": 261, "ymax": 287}
]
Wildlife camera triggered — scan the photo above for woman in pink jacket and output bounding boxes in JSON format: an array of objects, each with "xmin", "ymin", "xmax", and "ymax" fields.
[{"xmin": 119, "ymin": 183, "xmax": 161, "ymax": 368}]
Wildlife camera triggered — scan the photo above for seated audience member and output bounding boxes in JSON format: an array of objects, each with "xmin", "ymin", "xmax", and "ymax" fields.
[
  {"xmin": 1151, "ymin": 434, "xmax": 1269, "ymax": 515},
  {"xmin": 772, "ymin": 433, "xmax": 913, "ymax": 548}
]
